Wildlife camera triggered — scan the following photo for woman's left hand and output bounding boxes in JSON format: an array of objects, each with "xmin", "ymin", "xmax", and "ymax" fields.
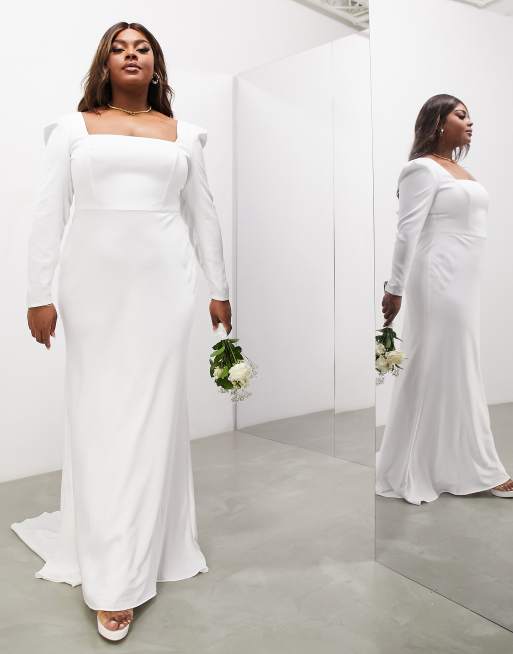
[{"xmin": 210, "ymin": 299, "xmax": 232, "ymax": 335}]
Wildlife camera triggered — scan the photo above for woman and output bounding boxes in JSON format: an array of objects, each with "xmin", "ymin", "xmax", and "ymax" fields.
[
  {"xmin": 376, "ymin": 93, "xmax": 513, "ymax": 506},
  {"xmin": 11, "ymin": 22, "xmax": 232, "ymax": 640}
]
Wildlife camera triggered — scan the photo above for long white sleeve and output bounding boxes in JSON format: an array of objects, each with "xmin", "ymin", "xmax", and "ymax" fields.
[
  {"xmin": 384, "ymin": 160, "xmax": 438, "ymax": 296},
  {"xmin": 26, "ymin": 119, "xmax": 73, "ymax": 308},
  {"xmin": 181, "ymin": 127, "xmax": 230, "ymax": 301}
]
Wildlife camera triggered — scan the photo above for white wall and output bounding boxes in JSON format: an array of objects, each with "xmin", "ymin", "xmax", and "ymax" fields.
[
  {"xmin": 333, "ymin": 34, "xmax": 374, "ymax": 413},
  {"xmin": 235, "ymin": 42, "xmax": 335, "ymax": 427},
  {"xmin": 370, "ymin": 0, "xmax": 513, "ymax": 426},
  {"xmin": 235, "ymin": 33, "xmax": 373, "ymax": 427},
  {"xmin": 1, "ymin": 1, "xmax": 349, "ymax": 482}
]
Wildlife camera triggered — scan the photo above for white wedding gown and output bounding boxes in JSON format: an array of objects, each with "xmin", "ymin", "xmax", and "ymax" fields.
[
  {"xmin": 11, "ymin": 111, "xmax": 230, "ymax": 610},
  {"xmin": 376, "ymin": 156, "xmax": 510, "ymax": 505}
]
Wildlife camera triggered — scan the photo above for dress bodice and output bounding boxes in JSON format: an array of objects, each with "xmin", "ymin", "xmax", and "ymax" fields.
[
  {"xmin": 70, "ymin": 130, "xmax": 190, "ymax": 213},
  {"xmin": 26, "ymin": 111, "xmax": 230, "ymax": 306},
  {"xmin": 415, "ymin": 157, "xmax": 489, "ymax": 238},
  {"xmin": 385, "ymin": 156, "xmax": 489, "ymax": 296}
]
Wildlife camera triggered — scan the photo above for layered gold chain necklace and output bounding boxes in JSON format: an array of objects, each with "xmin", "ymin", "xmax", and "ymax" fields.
[
  {"xmin": 432, "ymin": 152, "xmax": 456, "ymax": 164},
  {"xmin": 107, "ymin": 103, "xmax": 152, "ymax": 116}
]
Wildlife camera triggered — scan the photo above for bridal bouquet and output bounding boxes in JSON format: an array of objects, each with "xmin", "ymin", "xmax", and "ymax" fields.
[
  {"xmin": 209, "ymin": 325, "xmax": 258, "ymax": 402},
  {"xmin": 375, "ymin": 326, "xmax": 406, "ymax": 384}
]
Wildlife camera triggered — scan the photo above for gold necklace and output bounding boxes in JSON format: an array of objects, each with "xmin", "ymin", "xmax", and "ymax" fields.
[
  {"xmin": 432, "ymin": 152, "xmax": 456, "ymax": 164},
  {"xmin": 107, "ymin": 103, "xmax": 152, "ymax": 116}
]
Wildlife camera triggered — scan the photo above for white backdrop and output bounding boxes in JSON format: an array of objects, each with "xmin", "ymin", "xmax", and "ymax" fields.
[
  {"xmin": 370, "ymin": 0, "xmax": 513, "ymax": 426},
  {"xmin": 235, "ymin": 33, "xmax": 374, "ymax": 428},
  {"xmin": 333, "ymin": 34, "xmax": 374, "ymax": 413},
  {"xmin": 1, "ymin": 1, "xmax": 350, "ymax": 482},
  {"xmin": 235, "ymin": 42, "xmax": 334, "ymax": 427}
]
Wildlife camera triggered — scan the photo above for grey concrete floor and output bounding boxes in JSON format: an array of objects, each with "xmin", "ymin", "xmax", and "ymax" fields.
[
  {"xmin": 376, "ymin": 401, "xmax": 513, "ymax": 635},
  {"xmin": 3, "ymin": 430, "xmax": 513, "ymax": 652},
  {"xmin": 239, "ymin": 406, "xmax": 374, "ymax": 467}
]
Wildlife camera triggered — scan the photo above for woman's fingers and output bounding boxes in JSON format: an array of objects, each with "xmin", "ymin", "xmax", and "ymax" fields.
[
  {"xmin": 28, "ymin": 305, "xmax": 57, "ymax": 348},
  {"xmin": 209, "ymin": 299, "xmax": 232, "ymax": 334},
  {"xmin": 381, "ymin": 294, "xmax": 401, "ymax": 325}
]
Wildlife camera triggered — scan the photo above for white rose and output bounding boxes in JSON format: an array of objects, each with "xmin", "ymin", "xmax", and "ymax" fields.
[
  {"xmin": 386, "ymin": 350, "xmax": 404, "ymax": 366},
  {"xmin": 375, "ymin": 342, "xmax": 386, "ymax": 355},
  {"xmin": 375, "ymin": 355, "xmax": 390, "ymax": 373},
  {"xmin": 228, "ymin": 361, "xmax": 252, "ymax": 384},
  {"xmin": 213, "ymin": 366, "xmax": 224, "ymax": 379}
]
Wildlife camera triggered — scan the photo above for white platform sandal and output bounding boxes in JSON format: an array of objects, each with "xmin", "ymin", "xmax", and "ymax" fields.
[
  {"xmin": 97, "ymin": 611, "xmax": 132, "ymax": 641},
  {"xmin": 490, "ymin": 488, "xmax": 513, "ymax": 497},
  {"xmin": 490, "ymin": 479, "xmax": 513, "ymax": 497}
]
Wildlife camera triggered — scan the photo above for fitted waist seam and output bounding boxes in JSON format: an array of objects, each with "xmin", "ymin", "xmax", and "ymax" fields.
[{"xmin": 73, "ymin": 207, "xmax": 183, "ymax": 215}]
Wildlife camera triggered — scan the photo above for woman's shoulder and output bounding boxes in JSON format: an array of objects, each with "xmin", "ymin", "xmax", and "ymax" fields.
[
  {"xmin": 41, "ymin": 111, "xmax": 81, "ymax": 145},
  {"xmin": 398, "ymin": 156, "xmax": 439, "ymax": 184},
  {"xmin": 177, "ymin": 119, "xmax": 208, "ymax": 148}
]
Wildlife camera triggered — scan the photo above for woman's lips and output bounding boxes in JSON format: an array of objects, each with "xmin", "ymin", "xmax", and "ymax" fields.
[{"xmin": 123, "ymin": 65, "xmax": 140, "ymax": 72}]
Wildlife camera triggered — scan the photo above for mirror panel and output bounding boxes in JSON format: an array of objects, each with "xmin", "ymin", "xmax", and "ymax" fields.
[
  {"xmin": 235, "ymin": 44, "xmax": 335, "ymax": 456},
  {"xmin": 372, "ymin": 0, "xmax": 513, "ymax": 630}
]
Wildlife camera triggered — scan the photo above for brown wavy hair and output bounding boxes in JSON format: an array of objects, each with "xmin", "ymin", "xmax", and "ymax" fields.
[
  {"xmin": 396, "ymin": 93, "xmax": 470, "ymax": 198},
  {"xmin": 77, "ymin": 22, "xmax": 174, "ymax": 117}
]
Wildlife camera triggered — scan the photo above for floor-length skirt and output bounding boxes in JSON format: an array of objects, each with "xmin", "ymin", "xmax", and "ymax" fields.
[
  {"xmin": 11, "ymin": 208, "xmax": 208, "ymax": 609},
  {"xmin": 376, "ymin": 230, "xmax": 510, "ymax": 505}
]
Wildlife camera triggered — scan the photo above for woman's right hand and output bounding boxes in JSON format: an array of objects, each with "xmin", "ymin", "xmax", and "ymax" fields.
[
  {"xmin": 27, "ymin": 304, "xmax": 57, "ymax": 349},
  {"xmin": 382, "ymin": 292, "xmax": 402, "ymax": 327}
]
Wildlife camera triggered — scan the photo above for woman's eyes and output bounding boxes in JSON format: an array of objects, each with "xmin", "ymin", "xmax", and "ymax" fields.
[{"xmin": 112, "ymin": 47, "xmax": 150, "ymax": 53}]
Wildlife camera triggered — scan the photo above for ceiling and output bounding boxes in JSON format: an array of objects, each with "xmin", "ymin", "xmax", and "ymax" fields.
[{"xmin": 453, "ymin": 0, "xmax": 513, "ymax": 14}]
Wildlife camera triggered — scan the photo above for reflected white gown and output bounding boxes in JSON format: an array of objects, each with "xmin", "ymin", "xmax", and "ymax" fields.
[
  {"xmin": 376, "ymin": 156, "xmax": 509, "ymax": 505},
  {"xmin": 11, "ymin": 111, "xmax": 230, "ymax": 609}
]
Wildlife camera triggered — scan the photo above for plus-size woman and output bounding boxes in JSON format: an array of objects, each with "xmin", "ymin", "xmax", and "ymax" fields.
[
  {"xmin": 376, "ymin": 94, "xmax": 513, "ymax": 506},
  {"xmin": 11, "ymin": 22, "xmax": 232, "ymax": 640}
]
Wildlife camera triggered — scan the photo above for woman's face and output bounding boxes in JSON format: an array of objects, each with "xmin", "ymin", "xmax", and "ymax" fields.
[
  {"xmin": 441, "ymin": 103, "xmax": 473, "ymax": 147},
  {"xmin": 106, "ymin": 28, "xmax": 155, "ymax": 88}
]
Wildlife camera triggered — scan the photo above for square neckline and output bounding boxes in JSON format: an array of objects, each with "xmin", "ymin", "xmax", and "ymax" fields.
[
  {"xmin": 78, "ymin": 111, "xmax": 179, "ymax": 144},
  {"xmin": 417, "ymin": 156, "xmax": 479, "ymax": 183}
]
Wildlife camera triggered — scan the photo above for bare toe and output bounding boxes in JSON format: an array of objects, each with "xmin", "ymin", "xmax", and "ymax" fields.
[{"xmin": 98, "ymin": 609, "xmax": 133, "ymax": 631}]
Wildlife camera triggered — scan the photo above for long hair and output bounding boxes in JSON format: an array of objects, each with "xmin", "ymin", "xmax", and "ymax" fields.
[
  {"xmin": 396, "ymin": 93, "xmax": 470, "ymax": 198},
  {"xmin": 77, "ymin": 22, "xmax": 174, "ymax": 117}
]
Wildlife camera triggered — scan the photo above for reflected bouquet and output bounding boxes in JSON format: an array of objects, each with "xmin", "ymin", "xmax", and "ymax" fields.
[
  {"xmin": 375, "ymin": 326, "xmax": 406, "ymax": 385},
  {"xmin": 209, "ymin": 324, "xmax": 258, "ymax": 402}
]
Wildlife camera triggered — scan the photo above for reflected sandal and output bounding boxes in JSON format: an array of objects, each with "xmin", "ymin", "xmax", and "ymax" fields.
[{"xmin": 491, "ymin": 488, "xmax": 513, "ymax": 498}]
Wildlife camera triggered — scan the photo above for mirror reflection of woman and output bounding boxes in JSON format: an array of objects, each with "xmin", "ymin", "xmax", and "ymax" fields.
[
  {"xmin": 376, "ymin": 93, "xmax": 513, "ymax": 505},
  {"xmin": 11, "ymin": 22, "xmax": 232, "ymax": 640}
]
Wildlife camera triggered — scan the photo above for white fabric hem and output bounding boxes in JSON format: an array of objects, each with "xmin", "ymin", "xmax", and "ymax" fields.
[
  {"xmin": 84, "ymin": 566, "xmax": 209, "ymax": 611},
  {"xmin": 376, "ymin": 472, "xmax": 512, "ymax": 505}
]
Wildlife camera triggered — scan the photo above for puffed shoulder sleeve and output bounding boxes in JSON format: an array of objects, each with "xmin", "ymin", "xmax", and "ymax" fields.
[
  {"xmin": 26, "ymin": 117, "xmax": 74, "ymax": 308},
  {"xmin": 180, "ymin": 124, "xmax": 230, "ymax": 301},
  {"xmin": 384, "ymin": 160, "xmax": 437, "ymax": 296}
]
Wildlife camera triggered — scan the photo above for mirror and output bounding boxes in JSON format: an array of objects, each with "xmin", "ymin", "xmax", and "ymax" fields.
[
  {"xmin": 235, "ymin": 33, "xmax": 375, "ymax": 467},
  {"xmin": 372, "ymin": 0, "xmax": 513, "ymax": 630},
  {"xmin": 235, "ymin": 42, "xmax": 335, "ymax": 456}
]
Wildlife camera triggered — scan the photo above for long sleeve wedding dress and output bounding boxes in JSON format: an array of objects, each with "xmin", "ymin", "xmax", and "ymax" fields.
[
  {"xmin": 376, "ymin": 156, "xmax": 509, "ymax": 505},
  {"xmin": 11, "ymin": 111, "xmax": 229, "ymax": 609}
]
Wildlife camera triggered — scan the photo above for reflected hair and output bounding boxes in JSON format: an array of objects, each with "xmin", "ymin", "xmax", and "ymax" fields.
[
  {"xmin": 396, "ymin": 93, "xmax": 470, "ymax": 198},
  {"xmin": 77, "ymin": 22, "xmax": 174, "ymax": 117}
]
